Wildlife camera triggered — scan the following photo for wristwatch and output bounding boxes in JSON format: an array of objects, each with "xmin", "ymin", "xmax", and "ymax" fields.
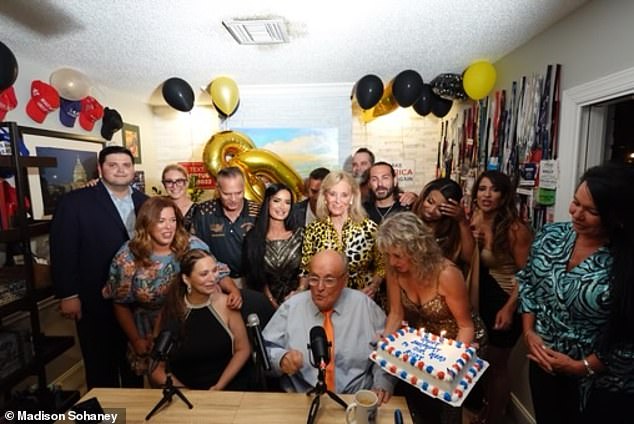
[{"xmin": 582, "ymin": 357, "xmax": 595, "ymax": 376}]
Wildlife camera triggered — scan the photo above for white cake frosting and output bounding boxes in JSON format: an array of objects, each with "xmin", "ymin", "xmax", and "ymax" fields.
[{"xmin": 370, "ymin": 327, "xmax": 488, "ymax": 407}]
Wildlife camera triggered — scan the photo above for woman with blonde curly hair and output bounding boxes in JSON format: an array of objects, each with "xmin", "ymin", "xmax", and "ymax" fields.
[
  {"xmin": 377, "ymin": 211, "xmax": 486, "ymax": 424},
  {"xmin": 300, "ymin": 171, "xmax": 384, "ymax": 300},
  {"xmin": 102, "ymin": 196, "xmax": 217, "ymax": 376}
]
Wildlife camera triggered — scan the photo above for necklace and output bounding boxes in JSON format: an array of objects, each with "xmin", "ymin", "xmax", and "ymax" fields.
[
  {"xmin": 184, "ymin": 294, "xmax": 212, "ymax": 309},
  {"xmin": 375, "ymin": 203, "xmax": 396, "ymax": 222}
]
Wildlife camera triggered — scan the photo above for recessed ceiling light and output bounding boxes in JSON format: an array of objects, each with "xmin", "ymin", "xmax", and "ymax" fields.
[{"xmin": 222, "ymin": 18, "xmax": 289, "ymax": 45}]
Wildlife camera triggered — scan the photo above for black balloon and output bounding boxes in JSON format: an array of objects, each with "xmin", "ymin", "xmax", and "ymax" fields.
[
  {"xmin": 0, "ymin": 41, "xmax": 19, "ymax": 91},
  {"xmin": 355, "ymin": 74, "xmax": 383, "ymax": 110},
  {"xmin": 162, "ymin": 77, "xmax": 194, "ymax": 112},
  {"xmin": 432, "ymin": 95, "xmax": 453, "ymax": 118},
  {"xmin": 392, "ymin": 69, "xmax": 424, "ymax": 107},
  {"xmin": 214, "ymin": 99, "xmax": 240, "ymax": 119},
  {"xmin": 413, "ymin": 84, "xmax": 433, "ymax": 116}
]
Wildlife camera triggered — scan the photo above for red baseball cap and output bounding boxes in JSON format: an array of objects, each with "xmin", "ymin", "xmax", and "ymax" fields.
[
  {"xmin": 79, "ymin": 96, "xmax": 104, "ymax": 131},
  {"xmin": 26, "ymin": 80, "xmax": 60, "ymax": 123},
  {"xmin": 0, "ymin": 86, "xmax": 18, "ymax": 121}
]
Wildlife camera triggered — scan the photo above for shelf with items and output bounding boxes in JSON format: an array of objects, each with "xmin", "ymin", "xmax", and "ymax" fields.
[
  {"xmin": 0, "ymin": 221, "xmax": 51, "ymax": 243},
  {"xmin": 0, "ymin": 121, "xmax": 74, "ymax": 408}
]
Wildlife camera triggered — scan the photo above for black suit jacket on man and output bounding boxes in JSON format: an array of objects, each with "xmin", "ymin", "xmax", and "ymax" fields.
[
  {"xmin": 288, "ymin": 199, "xmax": 308, "ymax": 229},
  {"xmin": 50, "ymin": 181, "xmax": 147, "ymax": 313},
  {"xmin": 50, "ymin": 181, "xmax": 147, "ymax": 388}
]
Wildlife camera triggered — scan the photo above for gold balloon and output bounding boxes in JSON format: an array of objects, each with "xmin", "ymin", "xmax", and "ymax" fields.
[
  {"xmin": 202, "ymin": 130, "xmax": 304, "ymax": 203},
  {"xmin": 232, "ymin": 149, "xmax": 304, "ymax": 203},
  {"xmin": 355, "ymin": 80, "xmax": 398, "ymax": 123},
  {"xmin": 202, "ymin": 130, "xmax": 255, "ymax": 177},
  {"xmin": 207, "ymin": 76, "xmax": 240, "ymax": 117}
]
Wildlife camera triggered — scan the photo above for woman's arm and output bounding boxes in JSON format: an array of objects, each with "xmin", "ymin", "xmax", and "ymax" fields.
[
  {"xmin": 113, "ymin": 303, "xmax": 149, "ymax": 356},
  {"xmin": 218, "ymin": 276, "xmax": 243, "ymax": 310},
  {"xmin": 210, "ymin": 308, "xmax": 251, "ymax": 390},
  {"xmin": 383, "ymin": 271, "xmax": 405, "ymax": 335},
  {"xmin": 509, "ymin": 221, "xmax": 533, "ymax": 269},
  {"xmin": 439, "ymin": 265, "xmax": 475, "ymax": 344}
]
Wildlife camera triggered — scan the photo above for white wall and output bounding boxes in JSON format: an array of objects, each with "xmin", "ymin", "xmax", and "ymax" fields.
[
  {"xmin": 493, "ymin": 0, "xmax": 634, "ymax": 421},
  {"xmin": 2, "ymin": 56, "xmax": 156, "ymax": 181},
  {"xmin": 147, "ymin": 84, "xmax": 353, "ymax": 194}
]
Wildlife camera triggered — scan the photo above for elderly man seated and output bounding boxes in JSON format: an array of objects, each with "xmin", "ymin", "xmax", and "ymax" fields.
[{"xmin": 262, "ymin": 249, "xmax": 395, "ymax": 404}]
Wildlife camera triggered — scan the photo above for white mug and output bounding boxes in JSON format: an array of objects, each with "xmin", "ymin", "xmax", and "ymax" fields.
[{"xmin": 345, "ymin": 389, "xmax": 378, "ymax": 424}]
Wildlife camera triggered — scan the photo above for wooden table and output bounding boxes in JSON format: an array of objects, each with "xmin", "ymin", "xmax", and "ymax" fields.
[{"xmin": 59, "ymin": 388, "xmax": 412, "ymax": 423}]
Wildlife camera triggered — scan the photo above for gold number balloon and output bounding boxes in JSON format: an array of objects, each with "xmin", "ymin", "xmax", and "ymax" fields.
[{"xmin": 202, "ymin": 130, "xmax": 304, "ymax": 203}]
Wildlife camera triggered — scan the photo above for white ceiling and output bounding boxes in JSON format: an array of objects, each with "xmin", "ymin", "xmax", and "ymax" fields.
[{"xmin": 0, "ymin": 0, "xmax": 588, "ymax": 105}]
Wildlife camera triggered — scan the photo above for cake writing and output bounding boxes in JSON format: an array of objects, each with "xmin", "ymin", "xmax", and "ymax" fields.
[{"xmin": 400, "ymin": 339, "xmax": 447, "ymax": 362}]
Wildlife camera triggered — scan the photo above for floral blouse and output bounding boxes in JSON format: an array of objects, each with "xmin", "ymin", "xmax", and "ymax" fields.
[
  {"xmin": 102, "ymin": 236, "xmax": 226, "ymax": 338},
  {"xmin": 301, "ymin": 216, "xmax": 384, "ymax": 290}
]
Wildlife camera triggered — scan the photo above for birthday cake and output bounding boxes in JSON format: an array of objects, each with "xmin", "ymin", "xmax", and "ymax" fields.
[{"xmin": 370, "ymin": 327, "xmax": 488, "ymax": 406}]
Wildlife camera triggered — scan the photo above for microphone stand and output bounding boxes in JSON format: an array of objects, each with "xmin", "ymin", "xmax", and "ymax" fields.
[
  {"xmin": 145, "ymin": 358, "xmax": 193, "ymax": 420},
  {"xmin": 306, "ymin": 360, "xmax": 347, "ymax": 424},
  {"xmin": 252, "ymin": 348, "xmax": 269, "ymax": 391}
]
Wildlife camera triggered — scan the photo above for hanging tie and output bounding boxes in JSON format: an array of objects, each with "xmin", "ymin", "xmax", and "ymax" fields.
[{"xmin": 322, "ymin": 310, "xmax": 336, "ymax": 391}]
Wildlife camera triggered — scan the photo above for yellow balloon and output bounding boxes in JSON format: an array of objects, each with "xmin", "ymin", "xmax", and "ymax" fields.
[
  {"xmin": 207, "ymin": 77, "xmax": 240, "ymax": 117},
  {"xmin": 463, "ymin": 61, "xmax": 497, "ymax": 100}
]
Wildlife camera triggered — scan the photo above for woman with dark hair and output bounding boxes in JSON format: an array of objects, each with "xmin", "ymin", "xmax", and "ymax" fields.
[
  {"xmin": 469, "ymin": 170, "xmax": 533, "ymax": 424},
  {"xmin": 413, "ymin": 177, "xmax": 474, "ymax": 264},
  {"xmin": 151, "ymin": 249, "xmax": 251, "ymax": 390},
  {"xmin": 519, "ymin": 164, "xmax": 634, "ymax": 423},
  {"xmin": 102, "ymin": 197, "xmax": 219, "ymax": 376},
  {"xmin": 243, "ymin": 183, "xmax": 304, "ymax": 308}
]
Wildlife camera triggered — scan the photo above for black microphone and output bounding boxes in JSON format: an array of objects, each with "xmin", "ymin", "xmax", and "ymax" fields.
[
  {"xmin": 309, "ymin": 325, "xmax": 330, "ymax": 366},
  {"xmin": 150, "ymin": 318, "xmax": 181, "ymax": 361},
  {"xmin": 394, "ymin": 409, "xmax": 404, "ymax": 424},
  {"xmin": 151, "ymin": 329, "xmax": 175, "ymax": 360},
  {"xmin": 246, "ymin": 313, "xmax": 271, "ymax": 372}
]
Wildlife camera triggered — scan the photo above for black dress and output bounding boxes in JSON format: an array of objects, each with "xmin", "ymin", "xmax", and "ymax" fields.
[{"xmin": 169, "ymin": 300, "xmax": 238, "ymax": 390}]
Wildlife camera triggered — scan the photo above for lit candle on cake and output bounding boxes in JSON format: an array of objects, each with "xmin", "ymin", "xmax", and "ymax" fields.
[{"xmin": 440, "ymin": 330, "xmax": 446, "ymax": 342}]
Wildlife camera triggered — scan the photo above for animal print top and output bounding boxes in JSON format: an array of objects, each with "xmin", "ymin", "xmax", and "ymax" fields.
[{"xmin": 301, "ymin": 216, "xmax": 384, "ymax": 290}]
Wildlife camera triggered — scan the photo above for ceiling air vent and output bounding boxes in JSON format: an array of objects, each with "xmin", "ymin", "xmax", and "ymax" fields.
[{"xmin": 222, "ymin": 19, "xmax": 289, "ymax": 45}]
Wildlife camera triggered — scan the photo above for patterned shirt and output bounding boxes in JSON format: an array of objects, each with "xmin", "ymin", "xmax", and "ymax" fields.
[
  {"xmin": 191, "ymin": 198, "xmax": 260, "ymax": 277},
  {"xmin": 301, "ymin": 217, "xmax": 384, "ymax": 290},
  {"xmin": 102, "ymin": 236, "xmax": 227, "ymax": 338},
  {"xmin": 518, "ymin": 222, "xmax": 612, "ymax": 359},
  {"xmin": 517, "ymin": 222, "xmax": 614, "ymax": 400}
]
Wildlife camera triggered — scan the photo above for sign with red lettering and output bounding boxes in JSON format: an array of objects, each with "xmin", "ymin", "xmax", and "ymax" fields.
[
  {"xmin": 392, "ymin": 160, "xmax": 416, "ymax": 185},
  {"xmin": 178, "ymin": 161, "xmax": 215, "ymax": 189}
]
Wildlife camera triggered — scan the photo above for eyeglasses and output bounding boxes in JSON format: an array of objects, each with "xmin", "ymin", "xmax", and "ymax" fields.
[
  {"xmin": 163, "ymin": 179, "xmax": 187, "ymax": 187},
  {"xmin": 307, "ymin": 273, "xmax": 345, "ymax": 287}
]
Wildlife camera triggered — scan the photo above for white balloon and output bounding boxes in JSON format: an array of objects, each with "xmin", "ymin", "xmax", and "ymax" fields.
[{"xmin": 50, "ymin": 67, "xmax": 91, "ymax": 100}]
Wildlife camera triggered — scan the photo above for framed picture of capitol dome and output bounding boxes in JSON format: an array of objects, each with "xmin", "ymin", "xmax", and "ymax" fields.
[{"xmin": 22, "ymin": 127, "xmax": 103, "ymax": 219}]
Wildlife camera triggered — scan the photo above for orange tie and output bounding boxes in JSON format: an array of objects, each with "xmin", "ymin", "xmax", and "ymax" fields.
[{"xmin": 323, "ymin": 310, "xmax": 336, "ymax": 391}]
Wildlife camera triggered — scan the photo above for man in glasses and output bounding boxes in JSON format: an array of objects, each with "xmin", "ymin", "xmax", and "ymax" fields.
[{"xmin": 262, "ymin": 249, "xmax": 395, "ymax": 404}]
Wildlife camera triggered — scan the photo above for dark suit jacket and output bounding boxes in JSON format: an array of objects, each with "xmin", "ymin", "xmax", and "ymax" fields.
[
  {"xmin": 288, "ymin": 199, "xmax": 308, "ymax": 229},
  {"xmin": 50, "ymin": 181, "xmax": 147, "ymax": 314}
]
